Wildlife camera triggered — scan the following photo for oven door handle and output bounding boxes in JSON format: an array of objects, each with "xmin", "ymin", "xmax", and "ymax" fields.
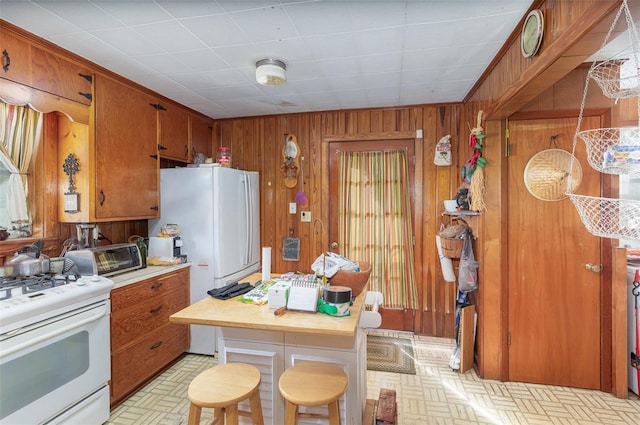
[{"xmin": 2, "ymin": 309, "xmax": 106, "ymax": 358}]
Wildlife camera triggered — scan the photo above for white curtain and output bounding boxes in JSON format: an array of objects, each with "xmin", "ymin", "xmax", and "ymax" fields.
[{"xmin": 0, "ymin": 103, "xmax": 43, "ymax": 228}]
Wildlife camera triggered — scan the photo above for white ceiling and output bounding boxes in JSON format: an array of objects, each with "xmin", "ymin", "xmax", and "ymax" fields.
[{"xmin": 0, "ymin": 1, "xmax": 635, "ymax": 120}]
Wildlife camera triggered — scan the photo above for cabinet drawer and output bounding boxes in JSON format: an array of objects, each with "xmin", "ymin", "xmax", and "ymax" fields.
[
  {"xmin": 111, "ymin": 286, "xmax": 189, "ymax": 352},
  {"xmin": 110, "ymin": 322, "xmax": 188, "ymax": 404},
  {"xmin": 111, "ymin": 269, "xmax": 189, "ymax": 310}
]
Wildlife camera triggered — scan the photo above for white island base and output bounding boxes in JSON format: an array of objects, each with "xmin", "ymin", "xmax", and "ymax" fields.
[
  {"xmin": 170, "ymin": 273, "xmax": 381, "ymax": 425},
  {"xmin": 218, "ymin": 326, "xmax": 367, "ymax": 425}
]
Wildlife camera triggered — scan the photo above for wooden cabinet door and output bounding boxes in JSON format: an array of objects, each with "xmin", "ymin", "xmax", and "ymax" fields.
[
  {"xmin": 158, "ymin": 103, "xmax": 189, "ymax": 162},
  {"xmin": 0, "ymin": 27, "xmax": 31, "ymax": 86},
  {"xmin": 190, "ymin": 113, "xmax": 213, "ymax": 160},
  {"xmin": 94, "ymin": 75, "xmax": 159, "ymax": 220},
  {"xmin": 31, "ymin": 46, "xmax": 92, "ymax": 105}
]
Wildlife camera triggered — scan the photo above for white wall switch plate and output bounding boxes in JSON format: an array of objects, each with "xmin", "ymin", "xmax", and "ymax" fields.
[
  {"xmin": 289, "ymin": 202, "xmax": 297, "ymax": 214},
  {"xmin": 301, "ymin": 211, "xmax": 311, "ymax": 222}
]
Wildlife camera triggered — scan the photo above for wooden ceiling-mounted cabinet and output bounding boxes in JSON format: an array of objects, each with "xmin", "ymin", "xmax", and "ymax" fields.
[
  {"xmin": 0, "ymin": 27, "xmax": 32, "ymax": 86},
  {"xmin": 0, "ymin": 25, "xmax": 92, "ymax": 106},
  {"xmin": 190, "ymin": 113, "xmax": 213, "ymax": 160},
  {"xmin": 157, "ymin": 103, "xmax": 189, "ymax": 162},
  {"xmin": 58, "ymin": 74, "xmax": 159, "ymax": 223},
  {"xmin": 30, "ymin": 46, "xmax": 93, "ymax": 106}
]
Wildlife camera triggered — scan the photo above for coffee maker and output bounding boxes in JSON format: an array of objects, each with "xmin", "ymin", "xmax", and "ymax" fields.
[{"xmin": 76, "ymin": 223, "xmax": 100, "ymax": 249}]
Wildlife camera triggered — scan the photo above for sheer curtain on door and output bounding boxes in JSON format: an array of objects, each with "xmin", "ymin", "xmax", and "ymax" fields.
[
  {"xmin": 0, "ymin": 103, "xmax": 42, "ymax": 237},
  {"xmin": 337, "ymin": 149, "xmax": 417, "ymax": 309}
]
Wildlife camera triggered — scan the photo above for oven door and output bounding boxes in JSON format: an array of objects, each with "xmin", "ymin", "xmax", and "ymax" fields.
[{"xmin": 0, "ymin": 300, "xmax": 111, "ymax": 424}]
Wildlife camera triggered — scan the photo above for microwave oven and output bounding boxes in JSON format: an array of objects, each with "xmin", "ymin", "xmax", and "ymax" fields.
[{"xmin": 64, "ymin": 243, "xmax": 143, "ymax": 277}]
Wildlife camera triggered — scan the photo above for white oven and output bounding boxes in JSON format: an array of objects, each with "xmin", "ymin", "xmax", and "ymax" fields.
[{"xmin": 0, "ymin": 274, "xmax": 113, "ymax": 425}]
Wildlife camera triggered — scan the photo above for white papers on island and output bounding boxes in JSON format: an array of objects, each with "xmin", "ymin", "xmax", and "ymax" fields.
[{"xmin": 310, "ymin": 252, "xmax": 360, "ymax": 278}]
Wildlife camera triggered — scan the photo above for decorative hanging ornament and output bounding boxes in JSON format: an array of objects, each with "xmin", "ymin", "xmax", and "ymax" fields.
[{"xmin": 524, "ymin": 135, "xmax": 583, "ymax": 201}]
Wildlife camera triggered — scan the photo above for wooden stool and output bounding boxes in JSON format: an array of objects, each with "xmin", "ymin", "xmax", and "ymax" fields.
[
  {"xmin": 278, "ymin": 361, "xmax": 348, "ymax": 425},
  {"xmin": 187, "ymin": 362, "xmax": 264, "ymax": 425}
]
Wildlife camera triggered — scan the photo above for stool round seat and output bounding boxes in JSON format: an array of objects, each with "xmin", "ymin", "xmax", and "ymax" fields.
[
  {"xmin": 188, "ymin": 362, "xmax": 264, "ymax": 425},
  {"xmin": 279, "ymin": 362, "xmax": 347, "ymax": 425}
]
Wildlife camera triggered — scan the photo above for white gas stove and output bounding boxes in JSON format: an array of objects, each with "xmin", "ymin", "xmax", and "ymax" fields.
[
  {"xmin": 0, "ymin": 274, "xmax": 114, "ymax": 335},
  {"xmin": 0, "ymin": 273, "xmax": 114, "ymax": 424}
]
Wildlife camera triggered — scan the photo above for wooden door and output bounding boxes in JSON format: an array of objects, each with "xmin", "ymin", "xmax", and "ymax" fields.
[
  {"xmin": 507, "ymin": 115, "xmax": 605, "ymax": 389},
  {"xmin": 328, "ymin": 139, "xmax": 416, "ymax": 331}
]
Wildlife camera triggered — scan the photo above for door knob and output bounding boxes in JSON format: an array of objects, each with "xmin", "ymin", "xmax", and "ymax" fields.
[
  {"xmin": 331, "ymin": 242, "xmax": 338, "ymax": 249},
  {"xmin": 584, "ymin": 263, "xmax": 602, "ymax": 273}
]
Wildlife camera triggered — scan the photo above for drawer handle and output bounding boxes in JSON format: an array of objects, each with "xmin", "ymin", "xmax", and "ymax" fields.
[
  {"xmin": 150, "ymin": 341, "xmax": 163, "ymax": 350},
  {"xmin": 150, "ymin": 306, "xmax": 162, "ymax": 314},
  {"xmin": 78, "ymin": 92, "xmax": 93, "ymax": 101},
  {"xmin": 2, "ymin": 49, "xmax": 10, "ymax": 72},
  {"xmin": 150, "ymin": 283, "xmax": 163, "ymax": 290}
]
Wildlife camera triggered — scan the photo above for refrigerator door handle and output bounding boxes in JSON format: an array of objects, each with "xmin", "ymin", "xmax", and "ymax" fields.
[{"xmin": 244, "ymin": 173, "xmax": 251, "ymax": 265}]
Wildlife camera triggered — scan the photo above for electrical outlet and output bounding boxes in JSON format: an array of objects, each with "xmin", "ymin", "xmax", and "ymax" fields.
[
  {"xmin": 301, "ymin": 211, "xmax": 311, "ymax": 222},
  {"xmin": 289, "ymin": 202, "xmax": 297, "ymax": 214}
]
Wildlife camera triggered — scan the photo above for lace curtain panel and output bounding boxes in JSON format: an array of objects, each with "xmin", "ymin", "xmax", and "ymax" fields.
[
  {"xmin": 0, "ymin": 103, "xmax": 42, "ymax": 233},
  {"xmin": 337, "ymin": 149, "xmax": 418, "ymax": 309}
]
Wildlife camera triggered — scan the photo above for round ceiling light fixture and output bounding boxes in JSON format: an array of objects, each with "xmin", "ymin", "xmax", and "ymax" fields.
[{"xmin": 256, "ymin": 58, "xmax": 286, "ymax": 86}]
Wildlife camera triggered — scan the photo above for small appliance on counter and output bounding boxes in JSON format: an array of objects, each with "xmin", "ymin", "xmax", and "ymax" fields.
[
  {"xmin": 63, "ymin": 243, "xmax": 143, "ymax": 277},
  {"xmin": 148, "ymin": 236, "xmax": 183, "ymax": 259}
]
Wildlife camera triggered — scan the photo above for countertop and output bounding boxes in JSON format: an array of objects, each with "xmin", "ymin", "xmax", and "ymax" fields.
[
  {"xmin": 170, "ymin": 272, "xmax": 367, "ymax": 337},
  {"xmin": 109, "ymin": 263, "xmax": 191, "ymax": 289}
]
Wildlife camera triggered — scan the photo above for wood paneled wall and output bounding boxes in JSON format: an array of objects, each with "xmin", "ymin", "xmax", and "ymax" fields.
[
  {"xmin": 460, "ymin": 0, "xmax": 632, "ymax": 380},
  {"xmin": 214, "ymin": 104, "xmax": 465, "ymax": 337}
]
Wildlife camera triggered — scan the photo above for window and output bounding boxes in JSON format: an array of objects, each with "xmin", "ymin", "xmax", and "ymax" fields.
[{"xmin": 0, "ymin": 103, "xmax": 42, "ymax": 240}]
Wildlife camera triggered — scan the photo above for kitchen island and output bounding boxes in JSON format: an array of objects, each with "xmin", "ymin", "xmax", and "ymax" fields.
[{"xmin": 170, "ymin": 272, "xmax": 377, "ymax": 425}]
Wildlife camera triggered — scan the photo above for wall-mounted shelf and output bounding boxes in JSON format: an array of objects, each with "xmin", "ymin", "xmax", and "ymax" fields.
[{"xmin": 442, "ymin": 211, "xmax": 481, "ymax": 237}]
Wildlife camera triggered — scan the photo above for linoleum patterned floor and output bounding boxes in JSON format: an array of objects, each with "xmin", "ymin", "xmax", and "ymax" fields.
[{"xmin": 106, "ymin": 330, "xmax": 640, "ymax": 425}]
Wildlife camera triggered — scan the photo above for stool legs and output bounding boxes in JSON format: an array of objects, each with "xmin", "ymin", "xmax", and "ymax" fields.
[
  {"xmin": 249, "ymin": 389, "xmax": 265, "ymax": 425},
  {"xmin": 187, "ymin": 403, "xmax": 202, "ymax": 425},
  {"xmin": 327, "ymin": 400, "xmax": 341, "ymax": 425},
  {"xmin": 284, "ymin": 401, "xmax": 299, "ymax": 425}
]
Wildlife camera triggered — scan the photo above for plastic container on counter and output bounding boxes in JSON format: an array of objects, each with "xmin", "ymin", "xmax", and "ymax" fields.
[{"xmin": 217, "ymin": 147, "xmax": 231, "ymax": 167}]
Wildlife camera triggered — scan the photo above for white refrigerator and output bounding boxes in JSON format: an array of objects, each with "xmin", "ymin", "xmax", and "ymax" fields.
[{"xmin": 149, "ymin": 166, "xmax": 260, "ymax": 355}]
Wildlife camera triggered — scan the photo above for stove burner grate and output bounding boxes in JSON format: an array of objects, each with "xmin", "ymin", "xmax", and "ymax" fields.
[{"xmin": 0, "ymin": 274, "xmax": 81, "ymax": 301}]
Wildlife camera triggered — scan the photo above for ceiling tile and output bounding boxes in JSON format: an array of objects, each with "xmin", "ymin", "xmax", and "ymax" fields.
[
  {"xmin": 92, "ymin": 0, "xmax": 174, "ymax": 25},
  {"xmin": 133, "ymin": 21, "xmax": 208, "ymax": 54}
]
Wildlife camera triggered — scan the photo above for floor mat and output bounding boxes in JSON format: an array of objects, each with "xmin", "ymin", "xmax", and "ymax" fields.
[{"xmin": 366, "ymin": 335, "xmax": 416, "ymax": 375}]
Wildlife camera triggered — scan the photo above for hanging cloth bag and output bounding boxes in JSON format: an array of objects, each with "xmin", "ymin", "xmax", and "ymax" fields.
[
  {"xmin": 458, "ymin": 230, "xmax": 479, "ymax": 293},
  {"xmin": 434, "ymin": 134, "xmax": 452, "ymax": 166}
]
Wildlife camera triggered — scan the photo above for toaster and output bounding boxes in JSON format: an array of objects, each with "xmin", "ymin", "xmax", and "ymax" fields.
[{"xmin": 64, "ymin": 243, "xmax": 143, "ymax": 277}]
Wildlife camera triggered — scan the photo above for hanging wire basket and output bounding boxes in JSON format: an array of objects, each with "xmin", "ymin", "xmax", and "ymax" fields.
[
  {"xmin": 567, "ymin": 194, "xmax": 640, "ymax": 240},
  {"xmin": 589, "ymin": 57, "xmax": 640, "ymax": 99},
  {"xmin": 576, "ymin": 127, "xmax": 640, "ymax": 175},
  {"xmin": 566, "ymin": 0, "xmax": 640, "ymax": 241}
]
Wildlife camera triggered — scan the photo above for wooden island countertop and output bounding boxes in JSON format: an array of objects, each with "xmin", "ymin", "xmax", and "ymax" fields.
[{"xmin": 169, "ymin": 272, "xmax": 368, "ymax": 337}]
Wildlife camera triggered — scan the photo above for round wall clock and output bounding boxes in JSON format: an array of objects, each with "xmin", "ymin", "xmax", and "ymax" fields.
[{"xmin": 521, "ymin": 9, "xmax": 544, "ymax": 58}]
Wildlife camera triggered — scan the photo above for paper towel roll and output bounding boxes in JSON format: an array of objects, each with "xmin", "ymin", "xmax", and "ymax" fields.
[
  {"xmin": 436, "ymin": 235, "xmax": 456, "ymax": 282},
  {"xmin": 262, "ymin": 247, "xmax": 271, "ymax": 281}
]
